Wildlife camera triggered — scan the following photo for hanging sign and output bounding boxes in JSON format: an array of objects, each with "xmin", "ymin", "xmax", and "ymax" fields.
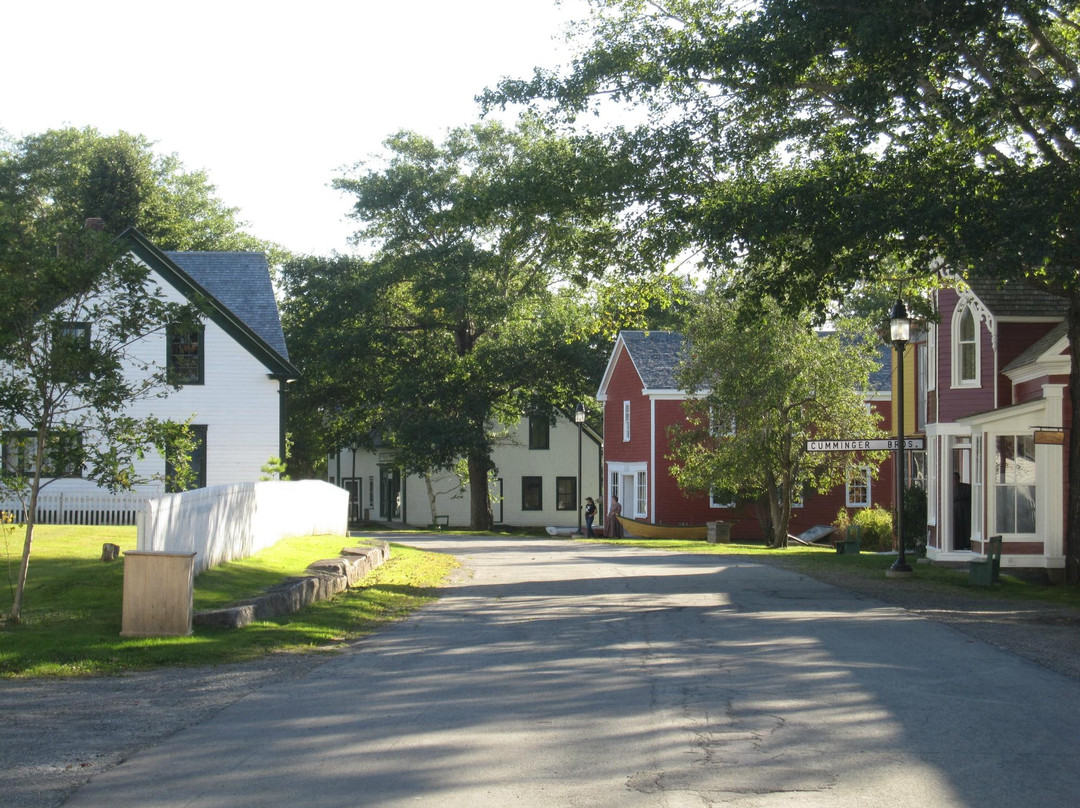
[{"xmin": 805, "ymin": 438, "xmax": 925, "ymax": 452}]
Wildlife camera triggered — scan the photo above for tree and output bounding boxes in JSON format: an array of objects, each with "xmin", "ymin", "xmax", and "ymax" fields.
[
  {"xmin": 669, "ymin": 288, "xmax": 886, "ymax": 547},
  {"xmin": 496, "ymin": 0, "xmax": 1080, "ymax": 580},
  {"xmin": 282, "ymin": 120, "xmax": 619, "ymax": 529},
  {"xmin": 0, "ymin": 127, "xmax": 283, "ymax": 346},
  {"xmin": 0, "ymin": 225, "xmax": 197, "ymax": 623}
]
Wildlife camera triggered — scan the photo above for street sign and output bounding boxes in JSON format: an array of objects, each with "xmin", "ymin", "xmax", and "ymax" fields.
[{"xmin": 805, "ymin": 438, "xmax": 925, "ymax": 452}]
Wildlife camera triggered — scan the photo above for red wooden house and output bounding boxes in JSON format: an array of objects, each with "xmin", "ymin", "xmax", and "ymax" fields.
[
  {"xmin": 596, "ymin": 330, "xmax": 895, "ymax": 541},
  {"xmin": 922, "ymin": 277, "xmax": 1071, "ymax": 574}
]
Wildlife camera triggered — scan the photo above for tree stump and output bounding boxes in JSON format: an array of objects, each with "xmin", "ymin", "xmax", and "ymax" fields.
[{"xmin": 101, "ymin": 543, "xmax": 121, "ymax": 562}]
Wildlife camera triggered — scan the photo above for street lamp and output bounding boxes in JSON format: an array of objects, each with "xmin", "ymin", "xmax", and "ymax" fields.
[
  {"xmin": 888, "ymin": 299, "xmax": 913, "ymax": 577},
  {"xmin": 575, "ymin": 402, "xmax": 585, "ymax": 536}
]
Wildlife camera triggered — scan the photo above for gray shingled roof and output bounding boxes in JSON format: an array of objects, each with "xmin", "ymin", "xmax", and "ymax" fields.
[
  {"xmin": 1002, "ymin": 320, "xmax": 1068, "ymax": 374},
  {"xmin": 967, "ymin": 277, "xmax": 1068, "ymax": 318},
  {"xmin": 166, "ymin": 252, "xmax": 290, "ymax": 362},
  {"xmin": 620, "ymin": 331, "xmax": 686, "ymax": 389},
  {"xmin": 621, "ymin": 329, "xmax": 890, "ymax": 393}
]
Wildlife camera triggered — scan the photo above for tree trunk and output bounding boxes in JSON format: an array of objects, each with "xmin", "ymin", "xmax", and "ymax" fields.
[
  {"xmin": 424, "ymin": 474, "xmax": 438, "ymax": 525},
  {"xmin": 1065, "ymin": 291, "xmax": 1080, "ymax": 584},
  {"xmin": 9, "ymin": 470, "xmax": 42, "ymax": 624},
  {"xmin": 467, "ymin": 451, "xmax": 493, "ymax": 531}
]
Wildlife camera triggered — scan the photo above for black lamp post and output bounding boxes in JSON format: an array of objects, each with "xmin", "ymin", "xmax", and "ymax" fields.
[
  {"xmin": 575, "ymin": 402, "xmax": 585, "ymax": 535},
  {"xmin": 888, "ymin": 299, "xmax": 913, "ymax": 577}
]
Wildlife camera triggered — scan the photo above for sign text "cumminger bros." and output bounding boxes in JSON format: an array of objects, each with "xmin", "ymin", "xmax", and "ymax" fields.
[{"xmin": 805, "ymin": 438, "xmax": 926, "ymax": 452}]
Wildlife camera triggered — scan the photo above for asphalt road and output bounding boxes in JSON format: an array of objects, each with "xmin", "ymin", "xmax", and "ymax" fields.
[{"xmin": 60, "ymin": 535, "xmax": 1080, "ymax": 807}]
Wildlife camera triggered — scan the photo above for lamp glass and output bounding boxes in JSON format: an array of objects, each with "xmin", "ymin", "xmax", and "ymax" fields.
[
  {"xmin": 889, "ymin": 300, "xmax": 910, "ymax": 344},
  {"xmin": 574, "ymin": 403, "xmax": 586, "ymax": 424}
]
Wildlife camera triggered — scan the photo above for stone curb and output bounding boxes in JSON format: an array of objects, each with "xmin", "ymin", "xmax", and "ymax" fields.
[{"xmin": 192, "ymin": 541, "xmax": 391, "ymax": 630}]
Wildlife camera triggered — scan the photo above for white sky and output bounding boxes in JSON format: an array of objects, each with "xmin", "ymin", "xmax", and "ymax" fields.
[{"xmin": 1, "ymin": 0, "xmax": 587, "ymax": 256}]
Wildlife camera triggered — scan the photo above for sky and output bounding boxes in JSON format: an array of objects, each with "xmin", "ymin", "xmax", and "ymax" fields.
[{"xmin": 1, "ymin": 0, "xmax": 588, "ymax": 256}]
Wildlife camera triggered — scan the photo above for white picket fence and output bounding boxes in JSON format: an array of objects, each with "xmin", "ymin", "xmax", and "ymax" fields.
[{"xmin": 0, "ymin": 491, "xmax": 149, "ymax": 526}]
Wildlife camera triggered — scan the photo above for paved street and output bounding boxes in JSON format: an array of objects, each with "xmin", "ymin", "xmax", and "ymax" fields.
[{"xmin": 63, "ymin": 535, "xmax": 1080, "ymax": 807}]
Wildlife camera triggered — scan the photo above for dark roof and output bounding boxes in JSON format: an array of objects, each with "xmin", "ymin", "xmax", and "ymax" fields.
[
  {"xmin": 868, "ymin": 344, "xmax": 892, "ymax": 393},
  {"xmin": 166, "ymin": 252, "xmax": 290, "ymax": 361},
  {"xmin": 620, "ymin": 329, "xmax": 890, "ymax": 394},
  {"xmin": 1002, "ymin": 320, "xmax": 1069, "ymax": 374},
  {"xmin": 967, "ymin": 277, "xmax": 1068, "ymax": 319},
  {"xmin": 619, "ymin": 331, "xmax": 686, "ymax": 389}
]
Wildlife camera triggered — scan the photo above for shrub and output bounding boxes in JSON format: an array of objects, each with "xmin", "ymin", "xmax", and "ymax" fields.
[{"xmin": 851, "ymin": 506, "xmax": 895, "ymax": 552}]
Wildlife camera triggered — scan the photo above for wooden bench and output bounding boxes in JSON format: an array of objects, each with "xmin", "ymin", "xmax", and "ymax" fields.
[
  {"xmin": 836, "ymin": 525, "xmax": 861, "ymax": 555},
  {"xmin": 969, "ymin": 535, "xmax": 1003, "ymax": 585}
]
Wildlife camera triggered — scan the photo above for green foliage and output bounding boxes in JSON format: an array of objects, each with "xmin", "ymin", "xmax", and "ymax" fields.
[
  {"xmin": 668, "ymin": 286, "xmax": 887, "ymax": 547},
  {"xmin": 282, "ymin": 120, "xmax": 627, "ymax": 527},
  {"xmin": 902, "ymin": 483, "xmax": 928, "ymax": 553},
  {"xmin": 836, "ymin": 506, "xmax": 895, "ymax": 553},
  {"xmin": 260, "ymin": 456, "xmax": 291, "ymax": 481}
]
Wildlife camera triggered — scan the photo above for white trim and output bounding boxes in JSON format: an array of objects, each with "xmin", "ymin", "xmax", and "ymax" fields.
[
  {"xmin": 951, "ymin": 302, "xmax": 982, "ymax": 388},
  {"xmin": 622, "ymin": 400, "xmax": 631, "ymax": 442}
]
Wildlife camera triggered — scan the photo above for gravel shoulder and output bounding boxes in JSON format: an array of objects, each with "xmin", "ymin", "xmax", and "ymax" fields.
[{"xmin": 3, "ymin": 548, "xmax": 1078, "ymax": 808}]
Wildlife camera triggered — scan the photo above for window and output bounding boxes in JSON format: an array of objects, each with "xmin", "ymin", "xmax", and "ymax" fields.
[
  {"xmin": 369, "ymin": 475, "xmax": 375, "ymax": 508},
  {"xmin": 622, "ymin": 401, "xmax": 631, "ymax": 441},
  {"xmin": 166, "ymin": 425, "xmax": 207, "ymax": 492},
  {"xmin": 168, "ymin": 324, "xmax": 204, "ymax": 385},
  {"xmin": 54, "ymin": 322, "xmax": 91, "ymax": 382},
  {"xmin": 995, "ymin": 435, "xmax": 1036, "ymax": 534},
  {"xmin": 710, "ymin": 488, "xmax": 735, "ymax": 508},
  {"xmin": 846, "ymin": 466, "xmax": 871, "ymax": 508},
  {"xmin": 2, "ymin": 430, "xmax": 82, "ymax": 477},
  {"xmin": 528, "ymin": 417, "xmax": 550, "ymax": 450},
  {"xmin": 556, "ymin": 476, "xmax": 576, "ymax": 510},
  {"xmin": 635, "ymin": 470, "xmax": 647, "ymax": 517},
  {"xmin": 609, "ymin": 471, "xmax": 620, "ymax": 505},
  {"xmin": 953, "ymin": 305, "xmax": 979, "ymax": 387},
  {"xmin": 522, "ymin": 476, "xmax": 543, "ymax": 510}
]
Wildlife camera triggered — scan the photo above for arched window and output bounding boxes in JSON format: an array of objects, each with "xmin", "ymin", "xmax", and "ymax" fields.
[{"xmin": 952, "ymin": 304, "xmax": 980, "ymax": 387}]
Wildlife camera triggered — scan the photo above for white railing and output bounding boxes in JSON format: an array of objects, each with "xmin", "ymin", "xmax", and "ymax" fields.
[
  {"xmin": 137, "ymin": 480, "xmax": 349, "ymax": 574},
  {"xmin": 0, "ymin": 491, "xmax": 149, "ymax": 526}
]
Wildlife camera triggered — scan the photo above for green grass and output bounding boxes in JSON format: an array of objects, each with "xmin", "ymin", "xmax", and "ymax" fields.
[
  {"xmin": 581, "ymin": 536, "xmax": 1080, "ymax": 608},
  {"xmin": 0, "ymin": 525, "xmax": 458, "ymax": 678}
]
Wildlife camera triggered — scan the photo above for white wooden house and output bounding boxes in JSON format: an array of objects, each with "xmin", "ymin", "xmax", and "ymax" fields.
[
  {"xmin": 1, "ymin": 228, "xmax": 299, "ymax": 520},
  {"xmin": 330, "ymin": 413, "xmax": 603, "ymax": 529}
]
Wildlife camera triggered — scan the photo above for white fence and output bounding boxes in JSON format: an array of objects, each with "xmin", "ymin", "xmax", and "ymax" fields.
[
  {"xmin": 136, "ymin": 480, "xmax": 349, "ymax": 574},
  {"xmin": 0, "ymin": 491, "xmax": 149, "ymax": 526}
]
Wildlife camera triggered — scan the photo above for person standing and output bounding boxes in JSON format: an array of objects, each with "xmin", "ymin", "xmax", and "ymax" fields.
[
  {"xmin": 607, "ymin": 495, "xmax": 624, "ymax": 538},
  {"xmin": 584, "ymin": 497, "xmax": 597, "ymax": 537}
]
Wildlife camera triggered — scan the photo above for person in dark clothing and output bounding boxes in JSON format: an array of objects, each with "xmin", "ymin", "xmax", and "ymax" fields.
[
  {"xmin": 954, "ymin": 472, "xmax": 972, "ymax": 551},
  {"xmin": 584, "ymin": 497, "xmax": 597, "ymax": 537}
]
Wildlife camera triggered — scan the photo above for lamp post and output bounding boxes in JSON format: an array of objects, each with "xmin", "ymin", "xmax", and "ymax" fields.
[
  {"xmin": 888, "ymin": 299, "xmax": 913, "ymax": 577},
  {"xmin": 575, "ymin": 402, "xmax": 585, "ymax": 535}
]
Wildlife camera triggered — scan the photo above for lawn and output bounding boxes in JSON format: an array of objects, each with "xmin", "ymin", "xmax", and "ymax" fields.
[{"xmin": 0, "ymin": 525, "xmax": 458, "ymax": 678}]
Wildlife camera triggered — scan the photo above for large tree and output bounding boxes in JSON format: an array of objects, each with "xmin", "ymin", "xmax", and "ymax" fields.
[
  {"xmin": 0, "ymin": 127, "xmax": 282, "ymax": 344},
  {"xmin": 282, "ymin": 120, "xmax": 620, "ymax": 529},
  {"xmin": 671, "ymin": 288, "xmax": 886, "ymax": 547},
  {"xmin": 495, "ymin": 0, "xmax": 1080, "ymax": 581}
]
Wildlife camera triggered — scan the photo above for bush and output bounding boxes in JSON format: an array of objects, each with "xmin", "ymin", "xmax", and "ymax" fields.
[
  {"xmin": 901, "ymin": 483, "xmax": 927, "ymax": 553},
  {"xmin": 834, "ymin": 505, "xmax": 895, "ymax": 552},
  {"xmin": 852, "ymin": 506, "xmax": 895, "ymax": 551}
]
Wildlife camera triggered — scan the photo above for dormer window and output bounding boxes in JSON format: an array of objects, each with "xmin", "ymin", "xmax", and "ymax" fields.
[{"xmin": 952, "ymin": 304, "xmax": 980, "ymax": 387}]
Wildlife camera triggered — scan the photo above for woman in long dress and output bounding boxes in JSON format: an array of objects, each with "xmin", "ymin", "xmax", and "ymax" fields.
[{"xmin": 607, "ymin": 495, "xmax": 624, "ymax": 538}]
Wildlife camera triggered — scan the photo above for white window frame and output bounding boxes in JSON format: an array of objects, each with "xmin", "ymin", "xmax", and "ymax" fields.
[
  {"xmin": 635, "ymin": 470, "xmax": 647, "ymax": 518},
  {"xmin": 952, "ymin": 304, "xmax": 980, "ymax": 388},
  {"xmin": 845, "ymin": 465, "xmax": 872, "ymax": 508},
  {"xmin": 709, "ymin": 488, "xmax": 735, "ymax": 508},
  {"xmin": 926, "ymin": 323, "xmax": 937, "ymax": 392},
  {"xmin": 622, "ymin": 401, "xmax": 631, "ymax": 442}
]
